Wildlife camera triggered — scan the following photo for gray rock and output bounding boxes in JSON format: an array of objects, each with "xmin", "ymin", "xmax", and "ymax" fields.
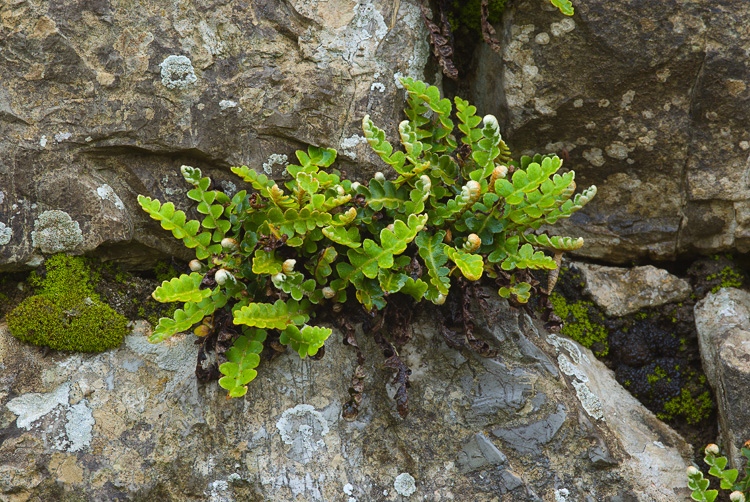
[
  {"xmin": 0, "ymin": 0, "xmax": 430, "ymax": 271},
  {"xmin": 695, "ymin": 287, "xmax": 750, "ymax": 468},
  {"xmin": 0, "ymin": 297, "xmax": 693, "ymax": 501},
  {"xmin": 456, "ymin": 433, "xmax": 507, "ymax": 473},
  {"xmin": 493, "ymin": 404, "xmax": 567, "ymax": 455},
  {"xmin": 576, "ymin": 262, "xmax": 691, "ymax": 316},
  {"xmin": 467, "ymin": 0, "xmax": 750, "ymax": 262}
]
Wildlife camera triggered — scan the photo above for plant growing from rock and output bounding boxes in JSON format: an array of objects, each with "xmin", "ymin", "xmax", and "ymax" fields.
[
  {"xmin": 688, "ymin": 442, "xmax": 750, "ymax": 502},
  {"xmin": 139, "ymin": 78, "xmax": 595, "ymax": 414}
]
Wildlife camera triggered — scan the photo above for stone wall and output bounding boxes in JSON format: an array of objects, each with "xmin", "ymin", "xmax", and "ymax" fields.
[
  {"xmin": 0, "ymin": 0, "xmax": 428, "ymax": 270},
  {"xmin": 468, "ymin": 0, "xmax": 750, "ymax": 263}
]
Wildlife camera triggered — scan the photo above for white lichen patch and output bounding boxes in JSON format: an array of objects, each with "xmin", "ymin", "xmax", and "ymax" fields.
[
  {"xmin": 557, "ymin": 354, "xmax": 587, "ymax": 382},
  {"xmin": 62, "ymin": 400, "xmax": 94, "ymax": 452},
  {"xmin": 605, "ymin": 141, "xmax": 631, "ymax": 160},
  {"xmin": 55, "ymin": 131, "xmax": 72, "ymax": 143},
  {"xmin": 219, "ymin": 99, "xmax": 238, "ymax": 110},
  {"xmin": 394, "ymin": 472, "xmax": 416, "ymax": 497},
  {"xmin": 7, "ymin": 384, "xmax": 70, "ymax": 429},
  {"xmin": 7, "ymin": 383, "xmax": 94, "ymax": 452},
  {"xmin": 370, "ymin": 82, "xmax": 385, "ymax": 92},
  {"xmin": 0, "ymin": 190, "xmax": 4, "ymax": 205},
  {"xmin": 220, "ymin": 180, "xmax": 237, "ymax": 197},
  {"xmin": 276, "ymin": 404, "xmax": 330, "ymax": 464},
  {"xmin": 572, "ymin": 380, "xmax": 604, "ymax": 421},
  {"xmin": 96, "ymin": 184, "xmax": 125, "ymax": 210},
  {"xmin": 620, "ymin": 90, "xmax": 636, "ymax": 109},
  {"xmin": 656, "ymin": 68, "xmax": 671, "ymax": 82},
  {"xmin": 555, "ymin": 488, "xmax": 570, "ymax": 502},
  {"xmin": 550, "ymin": 18, "xmax": 575, "ymax": 37},
  {"xmin": 40, "ymin": 135, "xmax": 47, "ymax": 147},
  {"xmin": 0, "ymin": 221, "xmax": 11, "ymax": 245},
  {"xmin": 340, "ymin": 134, "xmax": 366, "ymax": 160},
  {"xmin": 31, "ymin": 210, "xmax": 83, "ymax": 254},
  {"xmin": 583, "ymin": 148, "xmax": 605, "ymax": 167},
  {"xmin": 160, "ymin": 55, "xmax": 197, "ymax": 89},
  {"xmin": 262, "ymin": 153, "xmax": 288, "ymax": 175},
  {"xmin": 573, "ymin": 98, "xmax": 583, "ymax": 108},
  {"xmin": 534, "ymin": 32, "xmax": 550, "ymax": 45}
]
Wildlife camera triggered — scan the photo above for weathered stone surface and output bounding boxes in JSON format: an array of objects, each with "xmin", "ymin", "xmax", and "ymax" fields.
[
  {"xmin": 0, "ymin": 0, "xmax": 429, "ymax": 271},
  {"xmin": 694, "ymin": 287, "xmax": 750, "ymax": 468},
  {"xmin": 0, "ymin": 296, "xmax": 692, "ymax": 501},
  {"xmin": 468, "ymin": 0, "xmax": 750, "ymax": 262},
  {"xmin": 576, "ymin": 262, "xmax": 691, "ymax": 317}
]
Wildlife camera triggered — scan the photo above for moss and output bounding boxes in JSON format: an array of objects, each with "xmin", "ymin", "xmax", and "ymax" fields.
[
  {"xmin": 658, "ymin": 388, "xmax": 713, "ymax": 425},
  {"xmin": 6, "ymin": 254, "xmax": 127, "ymax": 352},
  {"xmin": 447, "ymin": 0, "xmax": 508, "ymax": 37},
  {"xmin": 647, "ymin": 366, "xmax": 668, "ymax": 385},
  {"xmin": 154, "ymin": 260, "xmax": 181, "ymax": 283},
  {"xmin": 707, "ymin": 265, "xmax": 743, "ymax": 293},
  {"xmin": 550, "ymin": 292, "xmax": 609, "ymax": 356}
]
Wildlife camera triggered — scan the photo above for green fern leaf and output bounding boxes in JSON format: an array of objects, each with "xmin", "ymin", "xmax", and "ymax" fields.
[
  {"xmin": 362, "ymin": 115, "xmax": 408, "ymax": 173},
  {"xmin": 501, "ymin": 243, "xmax": 557, "ymax": 271},
  {"xmin": 322, "ymin": 226, "xmax": 361, "ymax": 248},
  {"xmin": 138, "ymin": 196, "xmax": 212, "ymax": 259},
  {"xmin": 415, "ymin": 230, "xmax": 451, "ymax": 300},
  {"xmin": 339, "ymin": 213, "xmax": 427, "ymax": 285},
  {"xmin": 444, "ymin": 246, "xmax": 484, "ymax": 281},
  {"xmin": 233, "ymin": 299, "xmax": 310, "ymax": 330},
  {"xmin": 148, "ymin": 297, "xmax": 217, "ymax": 343},
  {"xmin": 279, "ymin": 325, "xmax": 332, "ymax": 358},
  {"xmin": 308, "ymin": 246, "xmax": 338, "ymax": 284},
  {"xmin": 252, "ymin": 250, "xmax": 283, "ymax": 275},
  {"xmin": 362, "ymin": 179, "xmax": 408, "ymax": 211},
  {"xmin": 218, "ymin": 330, "xmax": 266, "ymax": 398},
  {"xmin": 377, "ymin": 269, "xmax": 409, "ymax": 294},
  {"xmin": 152, "ymin": 273, "xmax": 212, "ymax": 303},
  {"xmin": 522, "ymin": 233, "xmax": 584, "ymax": 251},
  {"xmin": 549, "ymin": 0, "xmax": 574, "ymax": 16}
]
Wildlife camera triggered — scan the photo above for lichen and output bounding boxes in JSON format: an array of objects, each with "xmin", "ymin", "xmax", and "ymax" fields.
[
  {"xmin": 159, "ymin": 55, "xmax": 197, "ymax": 90},
  {"xmin": 6, "ymin": 254, "xmax": 127, "ymax": 352},
  {"xmin": 30, "ymin": 210, "xmax": 83, "ymax": 254},
  {"xmin": 550, "ymin": 293, "xmax": 609, "ymax": 356},
  {"xmin": 393, "ymin": 473, "xmax": 416, "ymax": 497},
  {"xmin": 0, "ymin": 221, "xmax": 11, "ymax": 245}
]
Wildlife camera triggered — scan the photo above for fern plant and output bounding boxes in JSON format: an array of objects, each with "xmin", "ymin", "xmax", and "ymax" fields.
[
  {"xmin": 139, "ymin": 78, "xmax": 595, "ymax": 404},
  {"xmin": 688, "ymin": 443, "xmax": 750, "ymax": 502}
]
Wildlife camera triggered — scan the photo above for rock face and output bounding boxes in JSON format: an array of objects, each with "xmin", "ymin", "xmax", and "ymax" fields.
[
  {"xmin": 694, "ymin": 287, "xmax": 750, "ymax": 468},
  {"xmin": 468, "ymin": 0, "xmax": 750, "ymax": 263},
  {"xmin": 0, "ymin": 0, "xmax": 429, "ymax": 271},
  {"xmin": 0, "ymin": 296, "xmax": 692, "ymax": 502},
  {"xmin": 575, "ymin": 262, "xmax": 691, "ymax": 317}
]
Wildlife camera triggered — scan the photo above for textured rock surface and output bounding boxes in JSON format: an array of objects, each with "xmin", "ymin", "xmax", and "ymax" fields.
[
  {"xmin": 576, "ymin": 262, "xmax": 691, "ymax": 317},
  {"xmin": 468, "ymin": 0, "xmax": 750, "ymax": 263},
  {"xmin": 0, "ymin": 0, "xmax": 429, "ymax": 271},
  {"xmin": 694, "ymin": 287, "xmax": 750, "ymax": 468},
  {"xmin": 0, "ymin": 296, "xmax": 692, "ymax": 501}
]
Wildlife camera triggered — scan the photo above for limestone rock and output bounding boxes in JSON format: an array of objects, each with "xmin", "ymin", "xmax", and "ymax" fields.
[
  {"xmin": 0, "ymin": 295, "xmax": 692, "ymax": 501},
  {"xmin": 467, "ymin": 0, "xmax": 750, "ymax": 262},
  {"xmin": 694, "ymin": 287, "xmax": 750, "ymax": 467},
  {"xmin": 0, "ymin": 0, "xmax": 429, "ymax": 271},
  {"xmin": 576, "ymin": 263, "xmax": 691, "ymax": 317}
]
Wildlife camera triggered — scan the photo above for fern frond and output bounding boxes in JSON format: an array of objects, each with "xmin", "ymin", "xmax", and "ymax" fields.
[
  {"xmin": 219, "ymin": 330, "xmax": 266, "ymax": 398},
  {"xmin": 152, "ymin": 273, "xmax": 212, "ymax": 303},
  {"xmin": 279, "ymin": 325, "xmax": 332, "ymax": 358},
  {"xmin": 233, "ymin": 299, "xmax": 310, "ymax": 330}
]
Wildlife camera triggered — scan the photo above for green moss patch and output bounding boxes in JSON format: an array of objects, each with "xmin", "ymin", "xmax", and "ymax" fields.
[
  {"xmin": 7, "ymin": 254, "xmax": 128, "ymax": 352},
  {"xmin": 549, "ymin": 292, "xmax": 609, "ymax": 356}
]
